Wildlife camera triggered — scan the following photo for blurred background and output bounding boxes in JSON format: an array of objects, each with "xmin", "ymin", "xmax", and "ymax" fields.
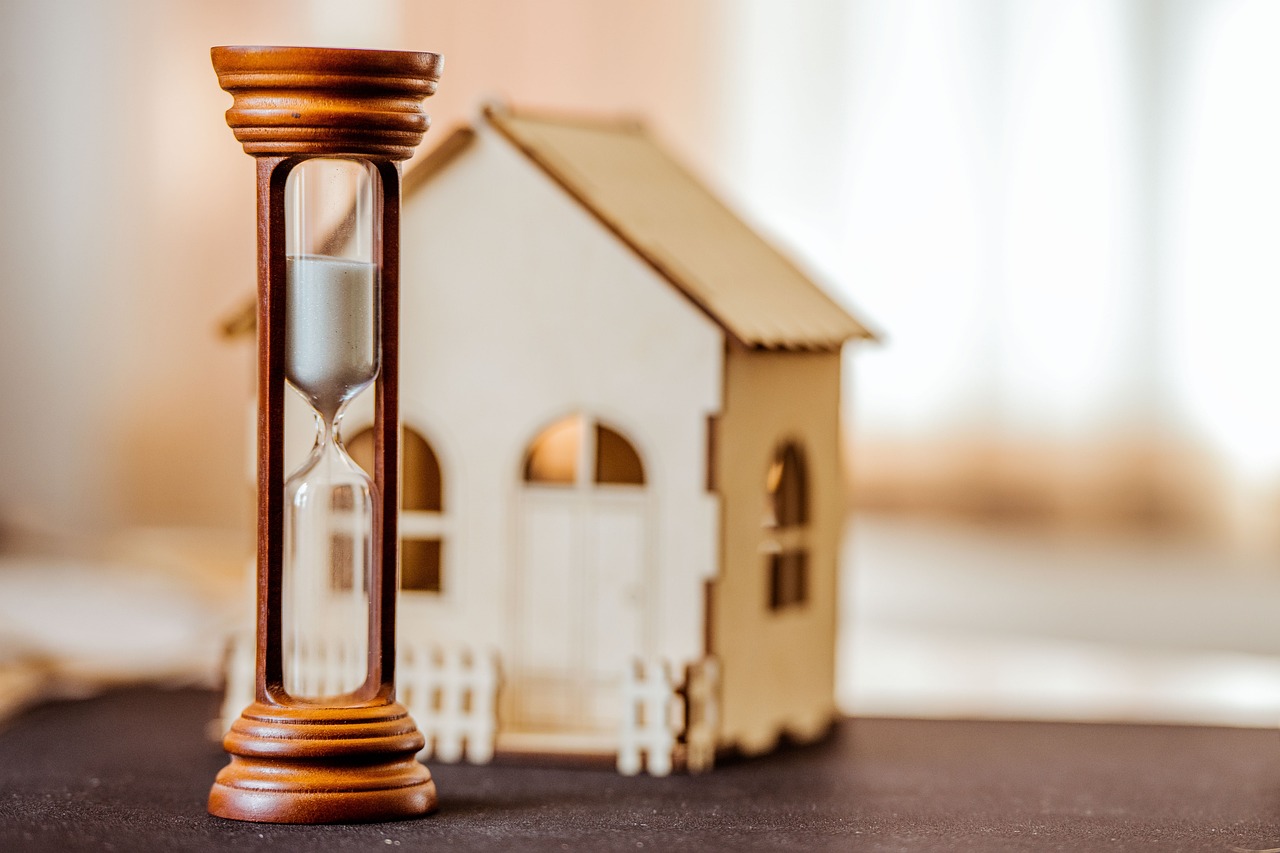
[{"xmin": 3, "ymin": 0, "xmax": 1280, "ymax": 726}]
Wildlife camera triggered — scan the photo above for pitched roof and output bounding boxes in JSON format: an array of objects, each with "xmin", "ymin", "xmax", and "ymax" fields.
[
  {"xmin": 482, "ymin": 108, "xmax": 874, "ymax": 350},
  {"xmin": 223, "ymin": 107, "xmax": 876, "ymax": 349}
]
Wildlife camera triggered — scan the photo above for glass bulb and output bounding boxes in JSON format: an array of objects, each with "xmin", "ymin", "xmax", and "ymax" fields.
[{"xmin": 280, "ymin": 158, "xmax": 381, "ymax": 702}]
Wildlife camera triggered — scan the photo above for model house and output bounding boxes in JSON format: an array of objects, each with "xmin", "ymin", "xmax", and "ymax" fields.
[{"xmin": 223, "ymin": 106, "xmax": 874, "ymax": 774}]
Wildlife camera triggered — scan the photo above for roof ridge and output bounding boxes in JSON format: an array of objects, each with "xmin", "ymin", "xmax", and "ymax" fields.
[
  {"xmin": 484, "ymin": 102, "xmax": 646, "ymax": 135},
  {"xmin": 225, "ymin": 107, "xmax": 878, "ymax": 347}
]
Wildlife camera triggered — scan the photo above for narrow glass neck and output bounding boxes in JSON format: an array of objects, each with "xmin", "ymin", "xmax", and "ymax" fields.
[
  {"xmin": 293, "ymin": 405, "xmax": 367, "ymax": 483},
  {"xmin": 312, "ymin": 407, "xmax": 356, "ymax": 454}
]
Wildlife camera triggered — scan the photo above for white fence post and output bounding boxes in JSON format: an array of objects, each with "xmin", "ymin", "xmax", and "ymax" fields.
[
  {"xmin": 618, "ymin": 659, "xmax": 681, "ymax": 776},
  {"xmin": 396, "ymin": 643, "xmax": 500, "ymax": 765},
  {"xmin": 465, "ymin": 648, "xmax": 499, "ymax": 763}
]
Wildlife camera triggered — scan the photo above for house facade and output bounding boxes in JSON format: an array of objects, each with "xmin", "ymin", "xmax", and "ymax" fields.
[{"xmin": 229, "ymin": 108, "xmax": 873, "ymax": 771}]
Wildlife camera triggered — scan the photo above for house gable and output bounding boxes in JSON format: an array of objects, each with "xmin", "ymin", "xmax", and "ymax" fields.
[
  {"xmin": 485, "ymin": 109, "xmax": 874, "ymax": 351},
  {"xmin": 227, "ymin": 109, "xmax": 874, "ymax": 353}
]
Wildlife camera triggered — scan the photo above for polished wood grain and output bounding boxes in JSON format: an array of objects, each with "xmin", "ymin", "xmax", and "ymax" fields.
[{"xmin": 212, "ymin": 46, "xmax": 442, "ymax": 159}]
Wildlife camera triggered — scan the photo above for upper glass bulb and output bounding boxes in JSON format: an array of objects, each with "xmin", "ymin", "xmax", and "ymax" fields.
[{"xmin": 280, "ymin": 158, "xmax": 382, "ymax": 702}]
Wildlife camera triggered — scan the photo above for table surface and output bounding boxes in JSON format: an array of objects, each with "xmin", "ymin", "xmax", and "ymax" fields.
[{"xmin": 2, "ymin": 687, "xmax": 1280, "ymax": 852}]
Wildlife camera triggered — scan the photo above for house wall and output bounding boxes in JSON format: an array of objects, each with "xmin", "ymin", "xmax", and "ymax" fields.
[
  {"xmin": 711, "ymin": 346, "xmax": 843, "ymax": 753},
  {"xmin": 342, "ymin": 127, "xmax": 724, "ymax": 685}
]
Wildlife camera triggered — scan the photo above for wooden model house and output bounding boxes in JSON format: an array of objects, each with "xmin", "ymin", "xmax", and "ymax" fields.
[{"xmin": 223, "ymin": 106, "xmax": 874, "ymax": 774}]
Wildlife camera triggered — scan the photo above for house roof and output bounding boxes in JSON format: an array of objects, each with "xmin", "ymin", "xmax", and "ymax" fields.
[
  {"xmin": 222, "ymin": 107, "xmax": 876, "ymax": 350},
  {"xmin": 481, "ymin": 108, "xmax": 874, "ymax": 351}
]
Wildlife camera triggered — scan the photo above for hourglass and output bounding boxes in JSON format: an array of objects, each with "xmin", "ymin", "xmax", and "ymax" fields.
[{"xmin": 208, "ymin": 45, "xmax": 442, "ymax": 824}]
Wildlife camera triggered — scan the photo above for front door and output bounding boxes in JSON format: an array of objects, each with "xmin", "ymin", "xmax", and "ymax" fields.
[{"xmin": 510, "ymin": 415, "xmax": 649, "ymax": 735}]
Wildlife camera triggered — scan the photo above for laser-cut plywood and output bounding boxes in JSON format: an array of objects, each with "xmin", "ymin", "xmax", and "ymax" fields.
[{"xmin": 224, "ymin": 106, "xmax": 875, "ymax": 773}]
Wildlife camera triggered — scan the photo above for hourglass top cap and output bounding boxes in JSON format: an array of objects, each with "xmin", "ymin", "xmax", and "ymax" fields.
[{"xmin": 211, "ymin": 45, "xmax": 443, "ymax": 160}]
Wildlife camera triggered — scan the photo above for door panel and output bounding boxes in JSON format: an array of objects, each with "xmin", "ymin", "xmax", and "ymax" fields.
[
  {"xmin": 584, "ymin": 497, "xmax": 646, "ymax": 728},
  {"xmin": 514, "ymin": 492, "xmax": 581, "ymax": 729},
  {"xmin": 510, "ymin": 417, "xmax": 650, "ymax": 736}
]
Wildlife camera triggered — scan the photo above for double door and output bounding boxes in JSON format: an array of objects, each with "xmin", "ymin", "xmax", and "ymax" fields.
[{"xmin": 511, "ymin": 486, "xmax": 649, "ymax": 734}]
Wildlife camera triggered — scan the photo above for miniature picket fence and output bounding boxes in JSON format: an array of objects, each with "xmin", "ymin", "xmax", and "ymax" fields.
[
  {"xmin": 617, "ymin": 657, "xmax": 720, "ymax": 776},
  {"xmin": 224, "ymin": 637, "xmax": 717, "ymax": 775},
  {"xmin": 220, "ymin": 633, "xmax": 500, "ymax": 764},
  {"xmin": 398, "ymin": 643, "xmax": 500, "ymax": 764}
]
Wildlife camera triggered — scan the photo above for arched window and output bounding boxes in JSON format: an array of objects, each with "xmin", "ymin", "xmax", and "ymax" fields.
[
  {"xmin": 523, "ymin": 415, "xmax": 645, "ymax": 487},
  {"xmin": 766, "ymin": 442, "xmax": 808, "ymax": 528},
  {"xmin": 764, "ymin": 441, "xmax": 809, "ymax": 611},
  {"xmin": 348, "ymin": 425, "xmax": 445, "ymax": 594}
]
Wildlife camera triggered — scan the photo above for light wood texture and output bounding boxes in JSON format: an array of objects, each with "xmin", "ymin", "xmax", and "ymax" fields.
[
  {"xmin": 382, "ymin": 124, "xmax": 724, "ymax": 748},
  {"xmin": 486, "ymin": 107, "xmax": 874, "ymax": 350},
  {"xmin": 710, "ymin": 348, "xmax": 843, "ymax": 753},
  {"xmin": 222, "ymin": 108, "xmax": 860, "ymax": 772}
]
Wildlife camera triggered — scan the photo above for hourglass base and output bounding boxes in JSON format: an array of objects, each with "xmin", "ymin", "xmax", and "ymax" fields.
[{"xmin": 208, "ymin": 700, "xmax": 436, "ymax": 824}]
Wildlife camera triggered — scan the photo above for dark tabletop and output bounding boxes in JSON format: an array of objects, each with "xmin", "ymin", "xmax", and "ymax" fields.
[{"xmin": 2, "ymin": 686, "xmax": 1280, "ymax": 852}]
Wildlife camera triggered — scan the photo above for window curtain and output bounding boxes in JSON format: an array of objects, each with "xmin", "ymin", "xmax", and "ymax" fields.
[{"xmin": 713, "ymin": 0, "xmax": 1280, "ymax": 543}]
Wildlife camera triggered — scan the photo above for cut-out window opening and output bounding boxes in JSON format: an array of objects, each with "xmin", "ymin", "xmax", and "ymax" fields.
[
  {"xmin": 766, "ymin": 442, "xmax": 808, "ymax": 528},
  {"xmin": 595, "ymin": 424, "xmax": 644, "ymax": 485},
  {"xmin": 401, "ymin": 538, "xmax": 442, "ymax": 593},
  {"xmin": 768, "ymin": 550, "xmax": 808, "ymax": 610},
  {"xmin": 523, "ymin": 416, "xmax": 582, "ymax": 485},
  {"xmin": 349, "ymin": 427, "xmax": 442, "ymax": 512},
  {"xmin": 764, "ymin": 441, "xmax": 810, "ymax": 611},
  {"xmin": 347, "ymin": 424, "xmax": 444, "ymax": 594},
  {"xmin": 523, "ymin": 415, "xmax": 645, "ymax": 487}
]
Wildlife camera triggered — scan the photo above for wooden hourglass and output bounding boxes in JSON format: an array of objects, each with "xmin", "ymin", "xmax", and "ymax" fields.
[{"xmin": 208, "ymin": 45, "xmax": 442, "ymax": 824}]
